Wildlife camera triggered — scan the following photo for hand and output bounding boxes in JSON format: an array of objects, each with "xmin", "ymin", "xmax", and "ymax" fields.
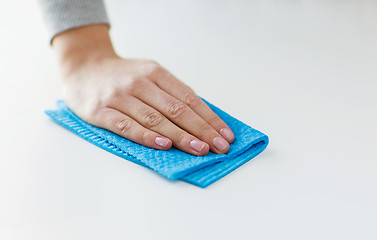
[{"xmin": 53, "ymin": 25, "xmax": 234, "ymax": 156}]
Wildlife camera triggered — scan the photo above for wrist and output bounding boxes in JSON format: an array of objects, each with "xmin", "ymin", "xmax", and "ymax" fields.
[{"xmin": 53, "ymin": 24, "xmax": 118, "ymax": 77}]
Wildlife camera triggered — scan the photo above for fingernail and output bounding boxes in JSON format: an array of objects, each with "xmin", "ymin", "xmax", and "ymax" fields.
[
  {"xmin": 220, "ymin": 128, "xmax": 234, "ymax": 142},
  {"xmin": 190, "ymin": 139, "xmax": 206, "ymax": 152},
  {"xmin": 213, "ymin": 137, "xmax": 229, "ymax": 152},
  {"xmin": 155, "ymin": 137, "xmax": 170, "ymax": 148}
]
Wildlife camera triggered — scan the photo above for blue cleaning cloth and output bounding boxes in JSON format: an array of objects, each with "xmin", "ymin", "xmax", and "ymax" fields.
[{"xmin": 45, "ymin": 99, "xmax": 269, "ymax": 188}]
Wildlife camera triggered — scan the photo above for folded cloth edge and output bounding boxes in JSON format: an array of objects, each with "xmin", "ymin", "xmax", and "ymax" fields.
[{"xmin": 45, "ymin": 99, "xmax": 269, "ymax": 187}]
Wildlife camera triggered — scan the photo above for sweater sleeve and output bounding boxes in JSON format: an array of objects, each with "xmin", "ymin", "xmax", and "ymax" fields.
[{"xmin": 38, "ymin": 0, "xmax": 110, "ymax": 42}]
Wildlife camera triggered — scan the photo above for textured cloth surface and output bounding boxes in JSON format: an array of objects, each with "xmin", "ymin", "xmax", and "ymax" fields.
[
  {"xmin": 38, "ymin": 0, "xmax": 109, "ymax": 42},
  {"xmin": 45, "ymin": 99, "xmax": 269, "ymax": 188}
]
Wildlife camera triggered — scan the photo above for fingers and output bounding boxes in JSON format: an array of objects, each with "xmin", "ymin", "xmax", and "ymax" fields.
[
  {"xmin": 149, "ymin": 66, "xmax": 235, "ymax": 143},
  {"xmin": 95, "ymin": 107, "xmax": 173, "ymax": 150},
  {"xmin": 110, "ymin": 96, "xmax": 210, "ymax": 156},
  {"xmin": 129, "ymin": 81, "xmax": 230, "ymax": 154}
]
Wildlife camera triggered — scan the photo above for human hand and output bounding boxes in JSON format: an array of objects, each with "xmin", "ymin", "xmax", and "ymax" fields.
[{"xmin": 53, "ymin": 25, "xmax": 234, "ymax": 156}]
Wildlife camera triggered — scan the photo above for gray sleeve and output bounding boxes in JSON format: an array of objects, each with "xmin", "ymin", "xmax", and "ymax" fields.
[{"xmin": 38, "ymin": 0, "xmax": 110, "ymax": 42}]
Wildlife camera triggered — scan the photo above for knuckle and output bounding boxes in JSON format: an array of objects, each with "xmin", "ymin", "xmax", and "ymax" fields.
[
  {"xmin": 166, "ymin": 101, "xmax": 187, "ymax": 119},
  {"xmin": 145, "ymin": 59, "xmax": 159, "ymax": 66},
  {"xmin": 184, "ymin": 93, "xmax": 201, "ymax": 108},
  {"xmin": 86, "ymin": 101, "xmax": 103, "ymax": 121},
  {"xmin": 143, "ymin": 110, "xmax": 163, "ymax": 128},
  {"xmin": 104, "ymin": 88, "xmax": 122, "ymax": 103},
  {"xmin": 208, "ymin": 116, "xmax": 223, "ymax": 128},
  {"xmin": 115, "ymin": 119, "xmax": 133, "ymax": 134},
  {"xmin": 140, "ymin": 130, "xmax": 151, "ymax": 142},
  {"xmin": 198, "ymin": 124, "xmax": 211, "ymax": 139},
  {"xmin": 176, "ymin": 133, "xmax": 187, "ymax": 144},
  {"xmin": 143, "ymin": 61, "xmax": 163, "ymax": 77},
  {"xmin": 125, "ymin": 77, "xmax": 144, "ymax": 94}
]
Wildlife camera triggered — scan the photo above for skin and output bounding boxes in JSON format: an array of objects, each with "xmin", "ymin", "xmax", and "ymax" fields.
[{"xmin": 52, "ymin": 24, "xmax": 235, "ymax": 156}]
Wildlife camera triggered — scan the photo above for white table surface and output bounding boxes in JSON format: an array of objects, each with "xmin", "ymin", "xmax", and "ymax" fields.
[{"xmin": 1, "ymin": 1, "xmax": 376, "ymax": 239}]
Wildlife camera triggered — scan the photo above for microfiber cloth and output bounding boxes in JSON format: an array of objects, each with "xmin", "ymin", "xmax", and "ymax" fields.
[{"xmin": 45, "ymin": 99, "xmax": 269, "ymax": 188}]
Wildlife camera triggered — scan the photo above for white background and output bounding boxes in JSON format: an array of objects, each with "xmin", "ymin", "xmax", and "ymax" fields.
[{"xmin": 1, "ymin": 0, "xmax": 376, "ymax": 239}]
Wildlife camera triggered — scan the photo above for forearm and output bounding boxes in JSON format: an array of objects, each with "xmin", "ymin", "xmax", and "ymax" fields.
[
  {"xmin": 39, "ymin": 0, "xmax": 113, "ymax": 75},
  {"xmin": 53, "ymin": 24, "xmax": 117, "ymax": 77}
]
